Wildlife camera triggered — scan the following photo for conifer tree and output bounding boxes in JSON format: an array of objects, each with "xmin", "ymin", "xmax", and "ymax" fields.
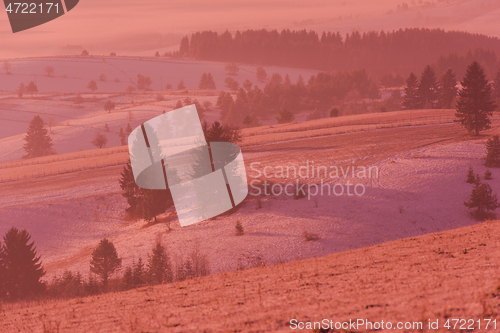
[
  {"xmin": 132, "ymin": 258, "xmax": 145, "ymax": 287},
  {"xmin": 118, "ymin": 127, "xmax": 127, "ymax": 145},
  {"xmin": 464, "ymin": 181, "xmax": 500, "ymax": 219},
  {"xmin": 23, "ymin": 115, "xmax": 54, "ymax": 159},
  {"xmin": 485, "ymin": 135, "xmax": 500, "ymax": 167},
  {"xmin": 466, "ymin": 166, "xmax": 475, "ymax": 183},
  {"xmin": 455, "ymin": 61, "xmax": 497, "ymax": 135},
  {"xmin": 206, "ymin": 73, "xmax": 216, "ymax": 90},
  {"xmin": 2, "ymin": 228, "xmax": 45, "ymax": 300},
  {"xmin": 439, "ymin": 69, "xmax": 458, "ymax": 109},
  {"xmin": 494, "ymin": 69, "xmax": 500, "ymax": 110},
  {"xmin": 90, "ymin": 238, "xmax": 122, "ymax": 290},
  {"xmin": 402, "ymin": 72, "xmax": 419, "ymax": 110},
  {"xmin": 0, "ymin": 240, "xmax": 4, "ymax": 299},
  {"xmin": 147, "ymin": 241, "xmax": 172, "ymax": 285},
  {"xmin": 417, "ymin": 65, "xmax": 440, "ymax": 108},
  {"xmin": 484, "ymin": 169, "xmax": 492, "ymax": 180},
  {"xmin": 276, "ymin": 107, "xmax": 295, "ymax": 124},
  {"xmin": 198, "ymin": 73, "xmax": 208, "ymax": 89}
]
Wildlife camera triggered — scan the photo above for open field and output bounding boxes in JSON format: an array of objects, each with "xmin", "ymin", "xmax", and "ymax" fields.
[
  {"xmin": 1, "ymin": 115, "xmax": 500, "ymax": 280},
  {"xmin": 1, "ymin": 220, "xmax": 499, "ymax": 332},
  {"xmin": 2, "ymin": 109, "xmax": 496, "ymax": 182}
]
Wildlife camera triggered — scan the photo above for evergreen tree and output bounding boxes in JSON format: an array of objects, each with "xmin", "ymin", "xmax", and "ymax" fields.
[
  {"xmin": 2, "ymin": 228, "xmax": 45, "ymax": 300},
  {"xmin": 202, "ymin": 120, "xmax": 241, "ymax": 143},
  {"xmin": 235, "ymin": 220, "xmax": 244, "ymax": 236},
  {"xmin": 439, "ymin": 69, "xmax": 458, "ymax": 108},
  {"xmin": 147, "ymin": 241, "xmax": 173, "ymax": 285},
  {"xmin": 177, "ymin": 80, "xmax": 186, "ymax": 90},
  {"xmin": 118, "ymin": 127, "xmax": 127, "ymax": 145},
  {"xmin": 485, "ymin": 135, "xmax": 500, "ymax": 167},
  {"xmin": 122, "ymin": 266, "xmax": 134, "ymax": 290},
  {"xmin": 17, "ymin": 83, "xmax": 25, "ymax": 98},
  {"xmin": 464, "ymin": 181, "xmax": 500, "ymax": 219},
  {"xmin": 198, "ymin": 73, "xmax": 208, "ymax": 89},
  {"xmin": 494, "ymin": 69, "xmax": 500, "ymax": 109},
  {"xmin": 0, "ymin": 240, "xmax": 5, "ymax": 299},
  {"xmin": 175, "ymin": 100, "xmax": 183, "ymax": 109},
  {"xmin": 256, "ymin": 66, "xmax": 267, "ymax": 83},
  {"xmin": 132, "ymin": 258, "xmax": 145, "ymax": 287},
  {"xmin": 455, "ymin": 61, "xmax": 497, "ymax": 135},
  {"xmin": 90, "ymin": 238, "xmax": 122, "ymax": 290},
  {"xmin": 125, "ymin": 123, "xmax": 132, "ymax": 136},
  {"xmin": 402, "ymin": 72, "xmax": 419, "ymax": 110},
  {"xmin": 179, "ymin": 36, "xmax": 190, "ymax": 57},
  {"xmin": 140, "ymin": 189, "xmax": 170, "ymax": 222},
  {"xmin": 23, "ymin": 115, "xmax": 54, "ymax": 159},
  {"xmin": 466, "ymin": 165, "xmax": 475, "ymax": 183},
  {"xmin": 417, "ymin": 65, "xmax": 440, "ymax": 108},
  {"xmin": 276, "ymin": 107, "xmax": 295, "ymax": 124},
  {"xmin": 206, "ymin": 73, "xmax": 216, "ymax": 90},
  {"xmin": 484, "ymin": 169, "xmax": 492, "ymax": 180}
]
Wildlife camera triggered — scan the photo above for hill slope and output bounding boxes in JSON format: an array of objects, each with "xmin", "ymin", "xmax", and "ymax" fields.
[{"xmin": 1, "ymin": 220, "xmax": 499, "ymax": 332}]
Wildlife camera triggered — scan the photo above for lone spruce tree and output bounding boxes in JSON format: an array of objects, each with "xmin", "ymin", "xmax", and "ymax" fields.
[
  {"xmin": 2, "ymin": 228, "xmax": 45, "ymax": 300},
  {"xmin": 402, "ymin": 72, "xmax": 420, "ymax": 110},
  {"xmin": 455, "ymin": 61, "xmax": 497, "ymax": 135},
  {"xmin": 147, "ymin": 241, "xmax": 172, "ymax": 285},
  {"xmin": 23, "ymin": 115, "xmax": 54, "ymax": 159},
  {"xmin": 90, "ymin": 238, "xmax": 122, "ymax": 290}
]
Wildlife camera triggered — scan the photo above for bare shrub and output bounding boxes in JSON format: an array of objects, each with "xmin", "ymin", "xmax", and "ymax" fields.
[{"xmin": 303, "ymin": 231, "xmax": 320, "ymax": 241}]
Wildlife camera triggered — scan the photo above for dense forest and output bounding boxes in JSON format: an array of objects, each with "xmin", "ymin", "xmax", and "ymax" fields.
[{"xmin": 170, "ymin": 28, "xmax": 500, "ymax": 79}]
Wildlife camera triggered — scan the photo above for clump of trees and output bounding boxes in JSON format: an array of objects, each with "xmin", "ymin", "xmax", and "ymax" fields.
[
  {"xmin": 402, "ymin": 66, "xmax": 457, "ymax": 110},
  {"xmin": 198, "ymin": 73, "xmax": 216, "ymax": 89},
  {"xmin": 137, "ymin": 74, "xmax": 152, "ymax": 90},
  {"xmin": 23, "ymin": 115, "xmax": 54, "ymax": 159},
  {"xmin": 485, "ymin": 135, "xmax": 500, "ymax": 167}
]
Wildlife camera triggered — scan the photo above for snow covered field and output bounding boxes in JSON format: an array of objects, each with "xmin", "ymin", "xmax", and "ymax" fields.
[{"xmin": 0, "ymin": 125, "xmax": 495, "ymax": 280}]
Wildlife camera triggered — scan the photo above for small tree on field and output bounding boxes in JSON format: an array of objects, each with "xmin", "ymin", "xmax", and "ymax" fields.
[
  {"xmin": 23, "ymin": 115, "xmax": 54, "ymax": 159},
  {"xmin": 90, "ymin": 239, "xmax": 122, "ymax": 290},
  {"xmin": 177, "ymin": 80, "xmax": 186, "ymax": 90},
  {"xmin": 225, "ymin": 77, "xmax": 239, "ymax": 91},
  {"xmin": 87, "ymin": 80, "xmax": 97, "ymax": 93},
  {"xmin": 276, "ymin": 107, "xmax": 294, "ymax": 124},
  {"xmin": 91, "ymin": 132, "xmax": 108, "ymax": 148},
  {"xmin": 330, "ymin": 107, "xmax": 340, "ymax": 117},
  {"xmin": 103, "ymin": 100, "xmax": 115, "ymax": 113},
  {"xmin": 98, "ymin": 73, "xmax": 107, "ymax": 82},
  {"xmin": 26, "ymin": 81, "xmax": 38, "ymax": 98},
  {"xmin": 137, "ymin": 74, "xmax": 152, "ymax": 90},
  {"xmin": 44, "ymin": 65, "xmax": 54, "ymax": 77},
  {"xmin": 147, "ymin": 241, "xmax": 173, "ymax": 285},
  {"xmin": 235, "ymin": 220, "xmax": 244, "ymax": 236},
  {"xmin": 103, "ymin": 123, "xmax": 109, "ymax": 132},
  {"xmin": 464, "ymin": 182, "xmax": 500, "ymax": 220},
  {"xmin": 402, "ymin": 72, "xmax": 419, "ymax": 110},
  {"xmin": 455, "ymin": 61, "xmax": 497, "ymax": 135},
  {"xmin": 17, "ymin": 83, "xmax": 25, "ymax": 98},
  {"xmin": 175, "ymin": 100, "xmax": 183, "ymax": 109},
  {"xmin": 118, "ymin": 127, "xmax": 127, "ymax": 145},
  {"xmin": 1, "ymin": 228, "xmax": 45, "ymax": 300},
  {"xmin": 81, "ymin": 49, "xmax": 89, "ymax": 56},
  {"xmin": 225, "ymin": 63, "xmax": 240, "ymax": 76},
  {"xmin": 485, "ymin": 135, "xmax": 500, "ymax": 167},
  {"xmin": 125, "ymin": 85, "xmax": 135, "ymax": 94},
  {"xmin": 256, "ymin": 66, "xmax": 267, "ymax": 83},
  {"xmin": 74, "ymin": 93, "xmax": 83, "ymax": 105},
  {"xmin": 2, "ymin": 61, "xmax": 11, "ymax": 74},
  {"xmin": 484, "ymin": 169, "xmax": 492, "ymax": 180}
]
